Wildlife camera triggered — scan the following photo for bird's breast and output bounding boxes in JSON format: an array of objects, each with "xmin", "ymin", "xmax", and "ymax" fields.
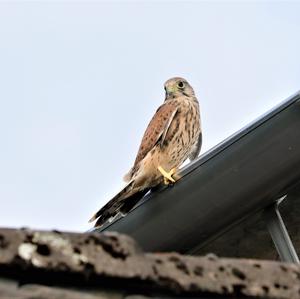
[{"xmin": 160, "ymin": 99, "xmax": 200, "ymax": 168}]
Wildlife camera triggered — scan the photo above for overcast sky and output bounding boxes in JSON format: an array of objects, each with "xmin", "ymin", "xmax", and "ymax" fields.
[{"xmin": 0, "ymin": 1, "xmax": 299, "ymax": 232}]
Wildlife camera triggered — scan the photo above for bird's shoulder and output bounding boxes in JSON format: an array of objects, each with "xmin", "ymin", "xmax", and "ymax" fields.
[{"xmin": 132, "ymin": 100, "xmax": 179, "ymax": 167}]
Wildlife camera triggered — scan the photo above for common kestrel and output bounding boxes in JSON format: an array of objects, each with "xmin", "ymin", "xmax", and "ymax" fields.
[{"xmin": 90, "ymin": 77, "xmax": 202, "ymax": 227}]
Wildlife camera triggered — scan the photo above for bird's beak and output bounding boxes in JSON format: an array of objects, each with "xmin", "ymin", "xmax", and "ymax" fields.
[{"xmin": 165, "ymin": 86, "xmax": 176, "ymax": 99}]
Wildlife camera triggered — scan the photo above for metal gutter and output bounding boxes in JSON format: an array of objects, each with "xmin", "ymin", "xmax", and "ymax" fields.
[{"xmin": 97, "ymin": 91, "xmax": 300, "ymax": 254}]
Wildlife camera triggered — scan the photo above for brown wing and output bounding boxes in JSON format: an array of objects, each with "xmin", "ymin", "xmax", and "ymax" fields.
[{"xmin": 133, "ymin": 101, "xmax": 178, "ymax": 168}]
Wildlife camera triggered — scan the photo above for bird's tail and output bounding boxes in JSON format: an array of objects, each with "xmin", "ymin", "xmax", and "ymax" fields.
[{"xmin": 89, "ymin": 181, "xmax": 149, "ymax": 228}]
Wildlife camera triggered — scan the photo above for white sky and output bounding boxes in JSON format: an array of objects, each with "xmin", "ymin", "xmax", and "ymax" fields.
[{"xmin": 0, "ymin": 1, "xmax": 299, "ymax": 232}]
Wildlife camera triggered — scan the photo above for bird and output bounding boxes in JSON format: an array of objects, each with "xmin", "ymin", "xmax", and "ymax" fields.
[{"xmin": 89, "ymin": 77, "xmax": 202, "ymax": 228}]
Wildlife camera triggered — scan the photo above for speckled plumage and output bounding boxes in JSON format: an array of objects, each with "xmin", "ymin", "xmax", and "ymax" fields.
[{"xmin": 90, "ymin": 77, "xmax": 202, "ymax": 227}]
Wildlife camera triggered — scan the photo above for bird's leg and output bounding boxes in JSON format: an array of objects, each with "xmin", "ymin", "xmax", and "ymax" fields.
[
  {"xmin": 157, "ymin": 166, "xmax": 179, "ymax": 185},
  {"xmin": 170, "ymin": 168, "xmax": 181, "ymax": 181}
]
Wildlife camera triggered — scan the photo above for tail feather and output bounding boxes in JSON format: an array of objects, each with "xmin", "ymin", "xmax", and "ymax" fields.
[
  {"xmin": 89, "ymin": 181, "xmax": 134, "ymax": 223},
  {"xmin": 89, "ymin": 181, "xmax": 149, "ymax": 228},
  {"xmin": 119, "ymin": 188, "xmax": 149, "ymax": 215}
]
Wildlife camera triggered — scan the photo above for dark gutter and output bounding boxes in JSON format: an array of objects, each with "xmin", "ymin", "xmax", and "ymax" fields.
[{"xmin": 97, "ymin": 91, "xmax": 300, "ymax": 254}]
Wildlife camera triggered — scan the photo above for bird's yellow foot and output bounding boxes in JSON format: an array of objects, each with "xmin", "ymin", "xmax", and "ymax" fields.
[{"xmin": 157, "ymin": 166, "xmax": 179, "ymax": 185}]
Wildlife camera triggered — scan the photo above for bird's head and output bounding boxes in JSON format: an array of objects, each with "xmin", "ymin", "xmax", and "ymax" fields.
[{"xmin": 164, "ymin": 77, "xmax": 195, "ymax": 100}]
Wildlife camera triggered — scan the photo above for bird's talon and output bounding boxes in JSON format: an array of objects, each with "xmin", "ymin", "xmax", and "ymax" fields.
[
  {"xmin": 158, "ymin": 166, "xmax": 177, "ymax": 185},
  {"xmin": 164, "ymin": 177, "xmax": 171, "ymax": 185}
]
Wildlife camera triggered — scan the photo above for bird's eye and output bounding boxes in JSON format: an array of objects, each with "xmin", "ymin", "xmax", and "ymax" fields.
[{"xmin": 177, "ymin": 81, "xmax": 185, "ymax": 89}]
